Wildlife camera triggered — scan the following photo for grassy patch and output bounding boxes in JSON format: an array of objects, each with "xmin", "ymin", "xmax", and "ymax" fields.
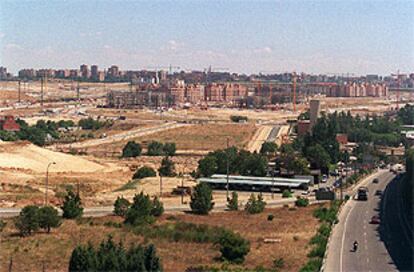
[{"xmin": 113, "ymin": 179, "xmax": 139, "ymax": 192}]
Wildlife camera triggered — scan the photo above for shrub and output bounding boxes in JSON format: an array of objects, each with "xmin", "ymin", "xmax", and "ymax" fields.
[
  {"xmin": 216, "ymin": 231, "xmax": 250, "ymax": 264},
  {"xmin": 282, "ymin": 189, "xmax": 292, "ymax": 198},
  {"xmin": 38, "ymin": 206, "xmax": 61, "ymax": 233},
  {"xmin": 15, "ymin": 205, "xmax": 40, "ymax": 236},
  {"xmin": 61, "ymin": 189, "xmax": 83, "ymax": 219},
  {"xmin": 122, "ymin": 141, "xmax": 142, "ymax": 158},
  {"xmin": 133, "ymin": 166, "xmax": 156, "ymax": 180},
  {"xmin": 299, "ymin": 258, "xmax": 322, "ymax": 272},
  {"xmin": 0, "ymin": 220, "xmax": 6, "ymax": 232},
  {"xmin": 197, "ymin": 156, "xmax": 218, "ymax": 177},
  {"xmin": 273, "ymin": 258, "xmax": 285, "ymax": 270},
  {"xmin": 227, "ymin": 191, "xmax": 239, "ymax": 211},
  {"xmin": 151, "ymin": 196, "xmax": 164, "ymax": 217},
  {"xmin": 244, "ymin": 193, "xmax": 266, "ymax": 214},
  {"xmin": 260, "ymin": 142, "xmax": 278, "ymax": 155},
  {"xmin": 267, "ymin": 214, "xmax": 274, "ymax": 221},
  {"xmin": 190, "ymin": 183, "xmax": 214, "ymax": 215},
  {"xmin": 295, "ymin": 197, "xmax": 309, "ymax": 207},
  {"xmin": 230, "ymin": 115, "xmax": 248, "ymax": 123},
  {"xmin": 113, "ymin": 196, "xmax": 131, "ymax": 217}
]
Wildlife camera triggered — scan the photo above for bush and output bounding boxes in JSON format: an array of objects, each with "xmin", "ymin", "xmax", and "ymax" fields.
[
  {"xmin": 0, "ymin": 220, "xmax": 6, "ymax": 232},
  {"xmin": 15, "ymin": 205, "xmax": 40, "ymax": 236},
  {"xmin": 151, "ymin": 196, "xmax": 164, "ymax": 217},
  {"xmin": 113, "ymin": 196, "xmax": 131, "ymax": 217},
  {"xmin": 267, "ymin": 214, "xmax": 274, "ymax": 221},
  {"xmin": 244, "ymin": 193, "xmax": 266, "ymax": 214},
  {"xmin": 190, "ymin": 183, "xmax": 214, "ymax": 215},
  {"xmin": 61, "ymin": 189, "xmax": 83, "ymax": 219},
  {"xmin": 78, "ymin": 118, "xmax": 109, "ymax": 130},
  {"xmin": 197, "ymin": 156, "xmax": 218, "ymax": 177},
  {"xmin": 133, "ymin": 166, "xmax": 156, "ymax": 180},
  {"xmin": 299, "ymin": 258, "xmax": 322, "ymax": 272},
  {"xmin": 295, "ymin": 197, "xmax": 309, "ymax": 207},
  {"xmin": 227, "ymin": 191, "xmax": 239, "ymax": 211},
  {"xmin": 273, "ymin": 258, "xmax": 285, "ymax": 270},
  {"xmin": 38, "ymin": 206, "xmax": 61, "ymax": 233},
  {"xmin": 216, "ymin": 231, "xmax": 250, "ymax": 264},
  {"xmin": 230, "ymin": 115, "xmax": 248, "ymax": 123},
  {"xmin": 260, "ymin": 142, "xmax": 278, "ymax": 155},
  {"xmin": 282, "ymin": 189, "xmax": 292, "ymax": 198},
  {"xmin": 122, "ymin": 141, "xmax": 142, "ymax": 158}
]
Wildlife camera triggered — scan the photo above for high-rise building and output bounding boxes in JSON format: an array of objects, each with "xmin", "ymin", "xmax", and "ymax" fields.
[
  {"xmin": 91, "ymin": 65, "xmax": 99, "ymax": 81},
  {"xmin": 80, "ymin": 64, "xmax": 90, "ymax": 79},
  {"xmin": 0, "ymin": 67, "xmax": 7, "ymax": 80},
  {"xmin": 309, "ymin": 99, "xmax": 321, "ymax": 132}
]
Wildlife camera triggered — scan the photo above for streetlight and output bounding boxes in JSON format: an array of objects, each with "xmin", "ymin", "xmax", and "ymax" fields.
[{"xmin": 45, "ymin": 162, "xmax": 56, "ymax": 206}]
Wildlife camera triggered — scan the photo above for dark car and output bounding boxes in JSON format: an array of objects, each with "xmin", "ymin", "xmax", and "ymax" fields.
[
  {"xmin": 357, "ymin": 186, "xmax": 369, "ymax": 201},
  {"xmin": 370, "ymin": 215, "xmax": 380, "ymax": 224},
  {"xmin": 375, "ymin": 190, "xmax": 383, "ymax": 196},
  {"xmin": 373, "ymin": 178, "xmax": 379, "ymax": 184}
]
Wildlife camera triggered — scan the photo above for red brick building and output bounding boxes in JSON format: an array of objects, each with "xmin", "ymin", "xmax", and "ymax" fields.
[{"xmin": 0, "ymin": 116, "xmax": 20, "ymax": 132}]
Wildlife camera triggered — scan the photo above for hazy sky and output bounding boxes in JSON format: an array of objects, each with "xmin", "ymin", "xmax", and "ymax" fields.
[{"xmin": 1, "ymin": 0, "xmax": 413, "ymax": 75}]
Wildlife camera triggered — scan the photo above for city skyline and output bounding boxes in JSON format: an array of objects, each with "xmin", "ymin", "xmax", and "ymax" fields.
[{"xmin": 1, "ymin": 0, "xmax": 413, "ymax": 75}]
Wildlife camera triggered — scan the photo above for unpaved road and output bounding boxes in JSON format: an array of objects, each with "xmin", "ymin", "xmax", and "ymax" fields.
[
  {"xmin": 52, "ymin": 122, "xmax": 189, "ymax": 149},
  {"xmin": 246, "ymin": 125, "xmax": 274, "ymax": 153}
]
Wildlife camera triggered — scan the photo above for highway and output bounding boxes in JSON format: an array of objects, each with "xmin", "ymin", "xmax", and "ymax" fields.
[{"xmin": 324, "ymin": 170, "xmax": 413, "ymax": 271}]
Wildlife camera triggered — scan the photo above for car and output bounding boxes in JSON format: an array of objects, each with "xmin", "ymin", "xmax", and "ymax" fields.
[
  {"xmin": 373, "ymin": 178, "xmax": 379, "ymax": 184},
  {"xmin": 370, "ymin": 215, "xmax": 380, "ymax": 224},
  {"xmin": 357, "ymin": 186, "xmax": 369, "ymax": 201},
  {"xmin": 321, "ymin": 175, "xmax": 328, "ymax": 183},
  {"xmin": 375, "ymin": 190, "xmax": 383, "ymax": 196}
]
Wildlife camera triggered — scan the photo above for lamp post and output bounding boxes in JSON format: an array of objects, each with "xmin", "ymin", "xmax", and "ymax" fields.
[
  {"xmin": 226, "ymin": 137, "xmax": 230, "ymax": 200},
  {"xmin": 45, "ymin": 162, "xmax": 56, "ymax": 206}
]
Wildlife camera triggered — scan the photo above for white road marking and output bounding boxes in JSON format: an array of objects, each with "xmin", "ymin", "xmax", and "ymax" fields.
[{"xmin": 340, "ymin": 204, "xmax": 354, "ymax": 272}]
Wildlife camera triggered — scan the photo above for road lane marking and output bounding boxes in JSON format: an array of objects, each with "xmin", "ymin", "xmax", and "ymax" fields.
[{"xmin": 340, "ymin": 204, "xmax": 354, "ymax": 272}]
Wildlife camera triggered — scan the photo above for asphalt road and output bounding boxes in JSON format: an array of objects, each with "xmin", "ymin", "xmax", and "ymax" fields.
[
  {"xmin": 0, "ymin": 197, "xmax": 325, "ymax": 218},
  {"xmin": 325, "ymin": 170, "xmax": 413, "ymax": 272}
]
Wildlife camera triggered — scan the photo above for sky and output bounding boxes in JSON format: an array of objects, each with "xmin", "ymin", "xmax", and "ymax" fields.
[{"xmin": 0, "ymin": 0, "xmax": 413, "ymax": 75}]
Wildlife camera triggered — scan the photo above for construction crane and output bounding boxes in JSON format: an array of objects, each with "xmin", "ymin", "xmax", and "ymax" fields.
[{"xmin": 292, "ymin": 72, "xmax": 297, "ymax": 112}]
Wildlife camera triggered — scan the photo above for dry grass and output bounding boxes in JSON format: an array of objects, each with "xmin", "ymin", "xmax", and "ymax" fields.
[
  {"xmin": 0, "ymin": 205, "xmax": 322, "ymax": 272},
  {"xmin": 136, "ymin": 123, "xmax": 257, "ymax": 151}
]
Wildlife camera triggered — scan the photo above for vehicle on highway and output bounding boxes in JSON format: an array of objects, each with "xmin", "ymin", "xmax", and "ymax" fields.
[
  {"xmin": 373, "ymin": 178, "xmax": 379, "ymax": 184},
  {"xmin": 353, "ymin": 240, "xmax": 359, "ymax": 252},
  {"xmin": 321, "ymin": 174, "xmax": 328, "ymax": 183},
  {"xmin": 375, "ymin": 190, "xmax": 383, "ymax": 196},
  {"xmin": 357, "ymin": 186, "xmax": 368, "ymax": 201},
  {"xmin": 370, "ymin": 215, "xmax": 380, "ymax": 224}
]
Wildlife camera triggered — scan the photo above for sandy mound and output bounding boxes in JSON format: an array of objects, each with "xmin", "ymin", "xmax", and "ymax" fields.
[{"xmin": 0, "ymin": 141, "xmax": 105, "ymax": 173}]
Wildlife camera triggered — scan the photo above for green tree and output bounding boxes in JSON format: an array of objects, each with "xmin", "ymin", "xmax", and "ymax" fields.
[
  {"xmin": 197, "ymin": 156, "xmax": 218, "ymax": 177},
  {"xmin": 216, "ymin": 231, "xmax": 250, "ymax": 264},
  {"xmin": 260, "ymin": 142, "xmax": 278, "ymax": 156},
  {"xmin": 15, "ymin": 205, "xmax": 40, "ymax": 236},
  {"xmin": 69, "ymin": 244, "xmax": 97, "ymax": 272},
  {"xmin": 286, "ymin": 156, "xmax": 310, "ymax": 175},
  {"xmin": 163, "ymin": 142, "xmax": 176, "ymax": 156},
  {"xmin": 190, "ymin": 183, "xmax": 215, "ymax": 215},
  {"xmin": 125, "ymin": 192, "xmax": 155, "ymax": 225},
  {"xmin": 147, "ymin": 141, "xmax": 164, "ymax": 156},
  {"xmin": 227, "ymin": 191, "xmax": 239, "ymax": 211},
  {"xmin": 306, "ymin": 144, "xmax": 331, "ymax": 171},
  {"xmin": 122, "ymin": 141, "xmax": 142, "ymax": 158},
  {"xmin": 133, "ymin": 166, "xmax": 157, "ymax": 180},
  {"xmin": 158, "ymin": 157, "xmax": 175, "ymax": 177},
  {"xmin": 144, "ymin": 244, "xmax": 163, "ymax": 271},
  {"xmin": 38, "ymin": 206, "xmax": 61, "ymax": 233},
  {"xmin": 61, "ymin": 189, "xmax": 83, "ymax": 219},
  {"xmin": 113, "ymin": 196, "xmax": 131, "ymax": 217}
]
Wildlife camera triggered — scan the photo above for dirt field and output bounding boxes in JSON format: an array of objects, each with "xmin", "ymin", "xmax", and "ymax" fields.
[
  {"xmin": 0, "ymin": 205, "xmax": 322, "ymax": 271},
  {"xmin": 134, "ymin": 123, "xmax": 257, "ymax": 151}
]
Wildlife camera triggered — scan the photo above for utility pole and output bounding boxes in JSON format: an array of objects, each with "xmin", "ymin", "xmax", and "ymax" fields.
[
  {"xmin": 18, "ymin": 80, "xmax": 21, "ymax": 103},
  {"xmin": 77, "ymin": 80, "xmax": 80, "ymax": 107},
  {"xmin": 226, "ymin": 137, "xmax": 230, "ymax": 200},
  {"xmin": 40, "ymin": 77, "xmax": 44, "ymax": 111},
  {"xmin": 45, "ymin": 162, "xmax": 56, "ymax": 206}
]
